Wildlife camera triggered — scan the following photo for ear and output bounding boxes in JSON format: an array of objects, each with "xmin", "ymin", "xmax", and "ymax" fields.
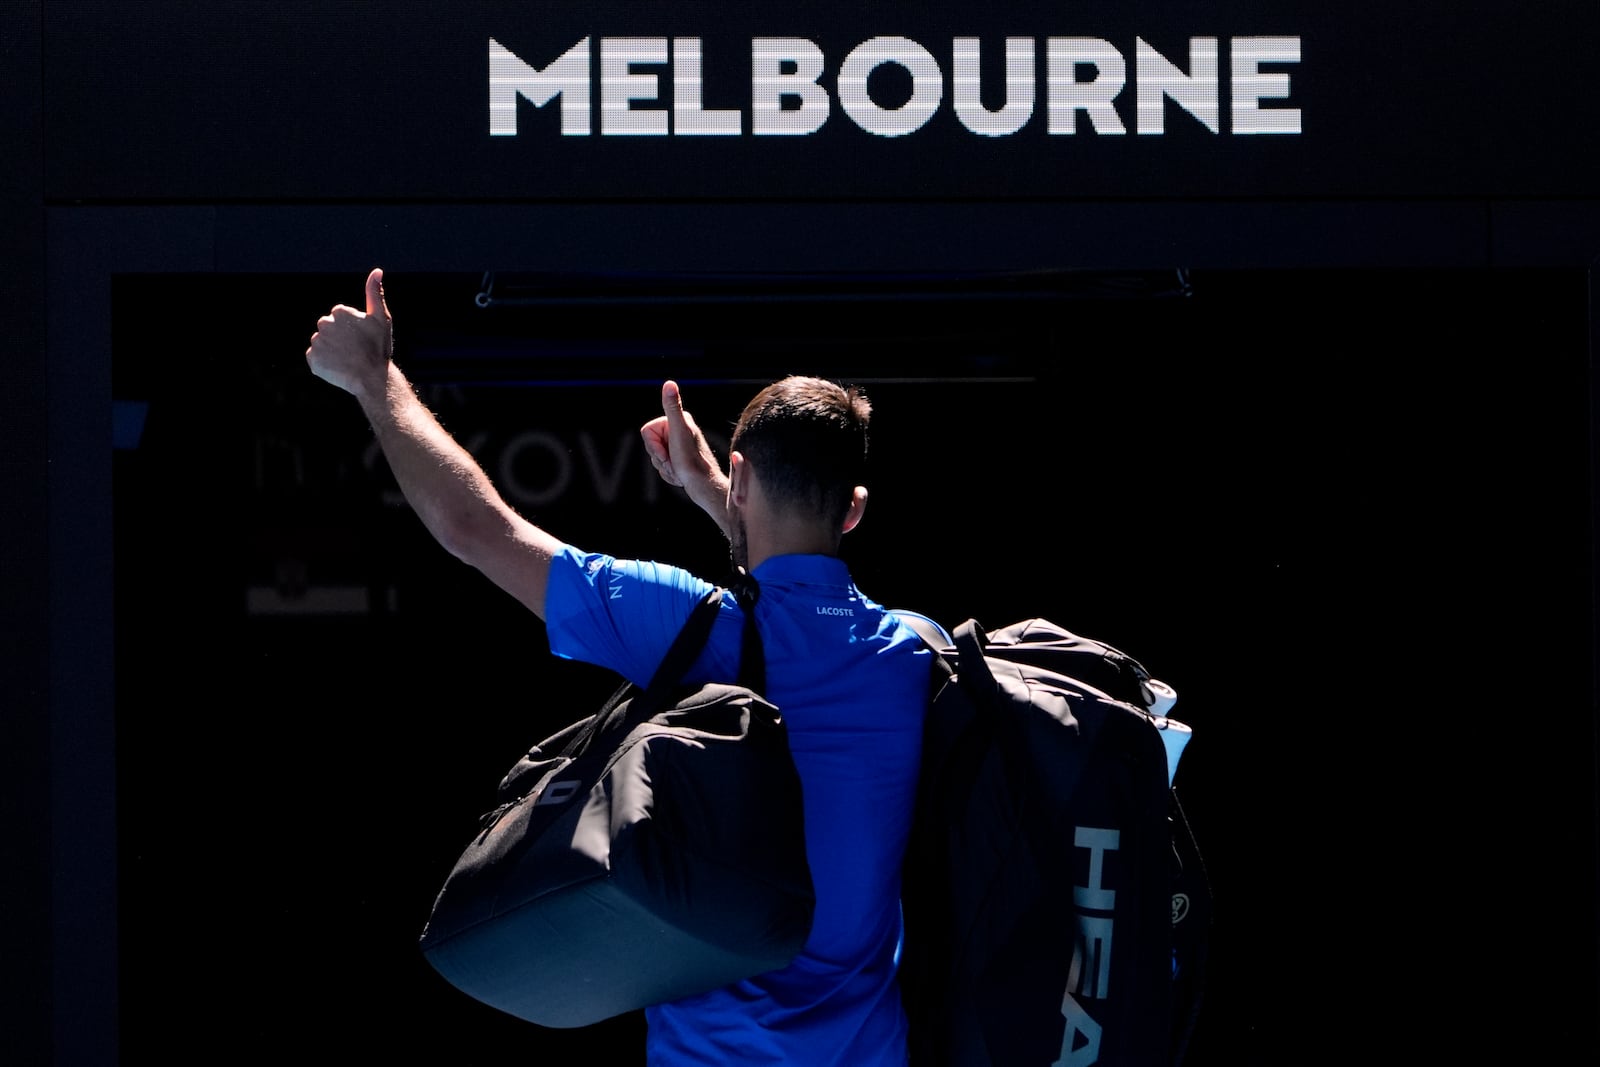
[
  {"xmin": 728, "ymin": 451, "xmax": 750, "ymax": 507},
  {"xmin": 840, "ymin": 485, "xmax": 868, "ymax": 535}
]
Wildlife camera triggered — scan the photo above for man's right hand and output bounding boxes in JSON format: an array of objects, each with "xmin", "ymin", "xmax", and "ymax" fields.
[
  {"xmin": 642, "ymin": 381, "xmax": 731, "ymax": 527},
  {"xmin": 305, "ymin": 268, "xmax": 394, "ymax": 401},
  {"xmin": 302, "ymin": 268, "xmax": 564, "ymax": 620}
]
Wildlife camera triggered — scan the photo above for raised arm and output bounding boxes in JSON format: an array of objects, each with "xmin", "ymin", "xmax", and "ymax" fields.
[
  {"xmin": 640, "ymin": 380, "xmax": 734, "ymax": 539},
  {"xmin": 305, "ymin": 268, "xmax": 562, "ymax": 619}
]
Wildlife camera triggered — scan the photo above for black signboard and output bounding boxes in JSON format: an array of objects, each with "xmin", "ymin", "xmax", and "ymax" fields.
[
  {"xmin": 6, "ymin": 4, "xmax": 1600, "ymax": 1067},
  {"xmin": 40, "ymin": 1, "xmax": 1600, "ymax": 201}
]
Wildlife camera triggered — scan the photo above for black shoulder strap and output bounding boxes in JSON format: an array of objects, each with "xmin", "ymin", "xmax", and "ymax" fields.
[
  {"xmin": 729, "ymin": 571, "xmax": 765, "ymax": 696},
  {"xmin": 597, "ymin": 576, "xmax": 766, "ymax": 742},
  {"xmin": 643, "ymin": 572, "xmax": 764, "ymax": 700},
  {"xmin": 562, "ymin": 585, "xmax": 736, "ymax": 758},
  {"xmin": 638, "ymin": 585, "xmax": 731, "ymax": 707}
]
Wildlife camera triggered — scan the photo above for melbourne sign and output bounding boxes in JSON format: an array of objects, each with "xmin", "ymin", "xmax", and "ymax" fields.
[{"xmin": 489, "ymin": 35, "xmax": 1303, "ymax": 139}]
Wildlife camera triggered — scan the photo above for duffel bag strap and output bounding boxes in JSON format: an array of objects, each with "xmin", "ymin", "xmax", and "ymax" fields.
[
  {"xmin": 729, "ymin": 570, "xmax": 765, "ymax": 697},
  {"xmin": 561, "ymin": 586, "xmax": 726, "ymax": 757},
  {"xmin": 563, "ymin": 578, "xmax": 765, "ymax": 757}
]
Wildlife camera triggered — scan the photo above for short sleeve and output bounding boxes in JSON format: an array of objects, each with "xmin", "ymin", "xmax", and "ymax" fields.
[{"xmin": 543, "ymin": 545, "xmax": 722, "ymax": 687}]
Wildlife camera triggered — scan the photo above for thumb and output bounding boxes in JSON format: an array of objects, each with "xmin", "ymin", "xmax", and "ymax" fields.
[
  {"xmin": 662, "ymin": 380, "xmax": 687, "ymax": 426},
  {"xmin": 365, "ymin": 268, "xmax": 390, "ymax": 321}
]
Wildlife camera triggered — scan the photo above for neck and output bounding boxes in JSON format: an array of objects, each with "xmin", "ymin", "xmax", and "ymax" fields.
[{"xmin": 741, "ymin": 520, "xmax": 839, "ymax": 572}]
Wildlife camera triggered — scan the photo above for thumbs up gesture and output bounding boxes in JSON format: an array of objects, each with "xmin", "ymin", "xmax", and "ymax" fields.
[
  {"xmin": 306, "ymin": 268, "xmax": 395, "ymax": 399},
  {"xmin": 642, "ymin": 380, "xmax": 729, "ymax": 512}
]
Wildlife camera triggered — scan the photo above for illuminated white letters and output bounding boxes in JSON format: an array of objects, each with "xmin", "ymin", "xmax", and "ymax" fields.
[
  {"xmin": 673, "ymin": 37, "xmax": 741, "ymax": 135},
  {"xmin": 1136, "ymin": 37, "xmax": 1219, "ymax": 134},
  {"xmin": 752, "ymin": 38, "xmax": 831, "ymax": 135},
  {"xmin": 489, "ymin": 36, "xmax": 590, "ymax": 136},
  {"xmin": 1047, "ymin": 38, "xmax": 1126, "ymax": 135},
  {"xmin": 837, "ymin": 36, "xmax": 943, "ymax": 137},
  {"xmin": 1232, "ymin": 37, "xmax": 1302, "ymax": 134},
  {"xmin": 487, "ymin": 36, "xmax": 1301, "ymax": 139},
  {"xmin": 601, "ymin": 37, "xmax": 668, "ymax": 136},
  {"xmin": 953, "ymin": 37, "xmax": 1035, "ymax": 136}
]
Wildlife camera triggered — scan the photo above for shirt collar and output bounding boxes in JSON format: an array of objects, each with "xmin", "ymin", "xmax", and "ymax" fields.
[{"xmin": 750, "ymin": 553, "xmax": 852, "ymax": 587}]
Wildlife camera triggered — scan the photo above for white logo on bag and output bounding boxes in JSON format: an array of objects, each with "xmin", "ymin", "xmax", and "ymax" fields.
[
  {"xmin": 1057, "ymin": 826, "xmax": 1120, "ymax": 1067},
  {"xmin": 1172, "ymin": 893, "xmax": 1190, "ymax": 925},
  {"xmin": 535, "ymin": 779, "xmax": 582, "ymax": 806}
]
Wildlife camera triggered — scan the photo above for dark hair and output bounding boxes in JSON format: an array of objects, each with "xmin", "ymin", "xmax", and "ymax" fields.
[{"xmin": 731, "ymin": 376, "xmax": 871, "ymax": 529}]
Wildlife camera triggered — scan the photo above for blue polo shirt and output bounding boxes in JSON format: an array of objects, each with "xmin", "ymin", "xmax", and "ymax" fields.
[{"xmin": 544, "ymin": 546, "xmax": 929, "ymax": 1066}]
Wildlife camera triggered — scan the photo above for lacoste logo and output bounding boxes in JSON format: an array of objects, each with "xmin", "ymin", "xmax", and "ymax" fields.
[{"xmin": 816, "ymin": 605, "xmax": 854, "ymax": 616}]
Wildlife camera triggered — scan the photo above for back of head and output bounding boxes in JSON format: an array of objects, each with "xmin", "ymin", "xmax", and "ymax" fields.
[{"xmin": 731, "ymin": 376, "xmax": 871, "ymax": 531}]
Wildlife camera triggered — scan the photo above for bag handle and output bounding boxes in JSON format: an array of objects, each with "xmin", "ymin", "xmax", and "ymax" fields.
[
  {"xmin": 952, "ymin": 619, "xmax": 1003, "ymax": 702},
  {"xmin": 914, "ymin": 619, "xmax": 1007, "ymax": 823}
]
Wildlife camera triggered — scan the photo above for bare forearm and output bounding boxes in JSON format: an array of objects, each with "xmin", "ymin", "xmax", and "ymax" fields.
[
  {"xmin": 687, "ymin": 471, "xmax": 734, "ymax": 540},
  {"xmin": 308, "ymin": 270, "xmax": 559, "ymax": 617},
  {"xmin": 355, "ymin": 362, "xmax": 507, "ymax": 559}
]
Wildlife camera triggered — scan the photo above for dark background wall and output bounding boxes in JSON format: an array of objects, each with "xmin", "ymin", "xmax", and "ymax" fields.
[
  {"xmin": 6, "ymin": 3, "xmax": 1599, "ymax": 1065},
  {"xmin": 107, "ymin": 268, "xmax": 1595, "ymax": 1067}
]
